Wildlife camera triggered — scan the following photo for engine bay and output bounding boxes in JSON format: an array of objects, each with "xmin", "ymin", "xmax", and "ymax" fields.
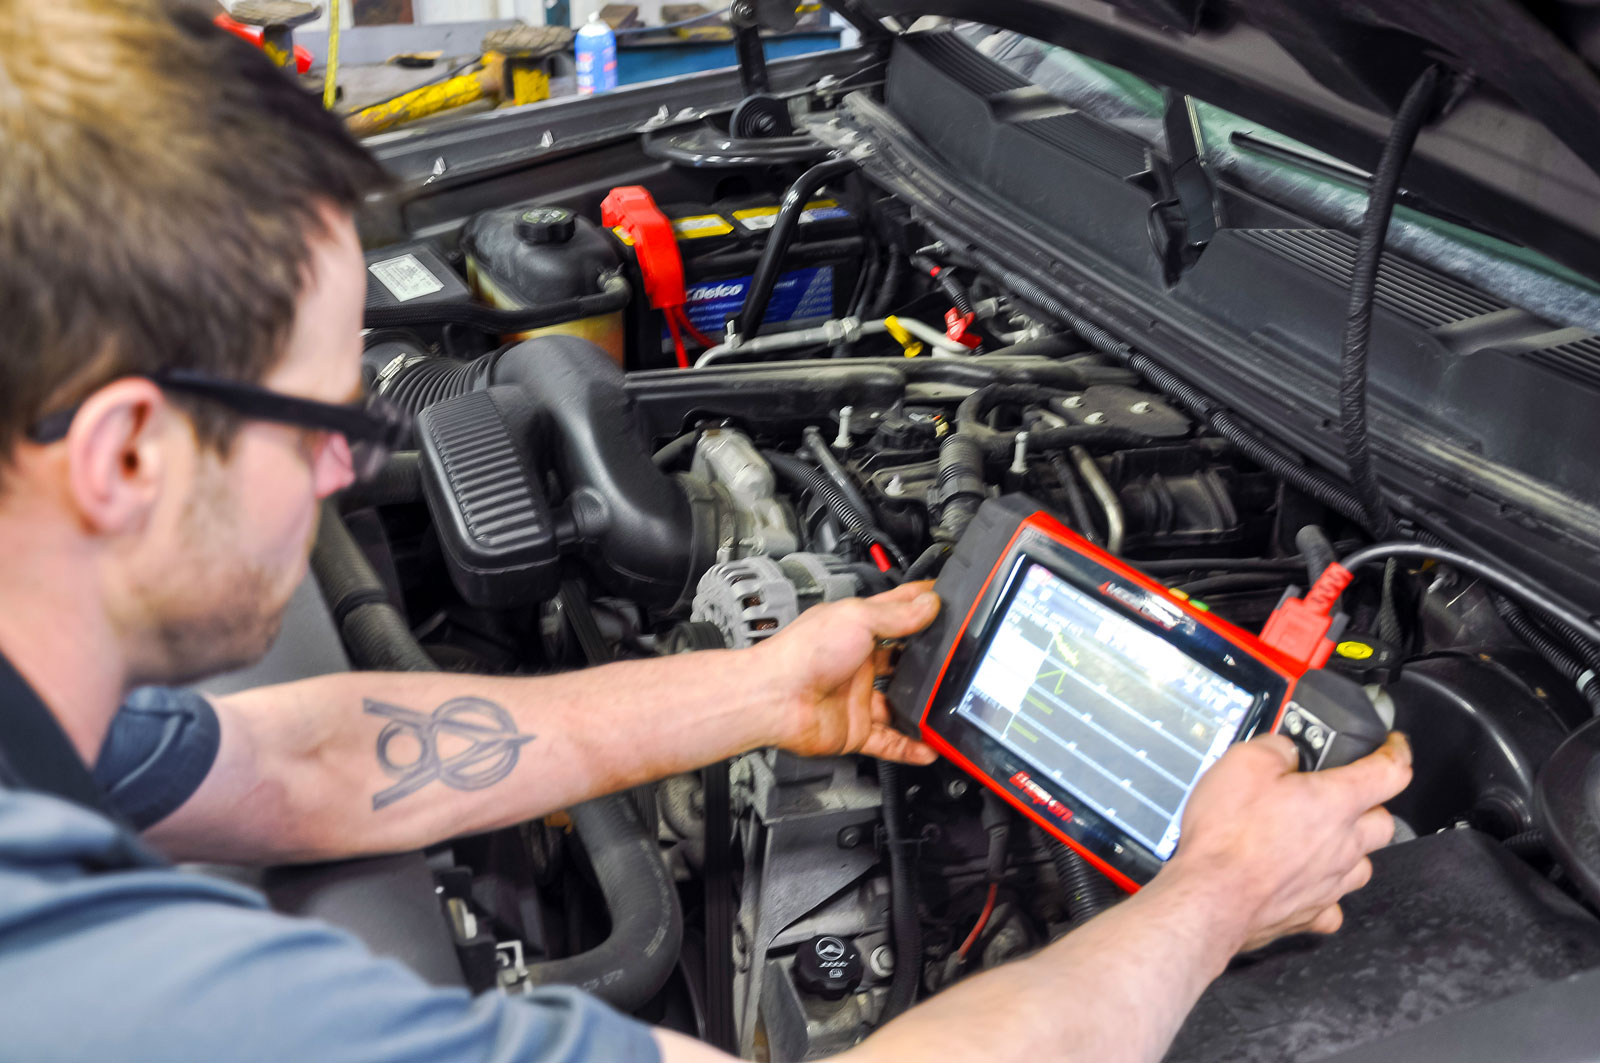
[{"xmin": 290, "ymin": 28, "xmax": 1600, "ymax": 1062}]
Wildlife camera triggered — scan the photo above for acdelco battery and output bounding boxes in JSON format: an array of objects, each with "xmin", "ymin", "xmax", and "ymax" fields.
[{"xmin": 613, "ymin": 195, "xmax": 863, "ymax": 370}]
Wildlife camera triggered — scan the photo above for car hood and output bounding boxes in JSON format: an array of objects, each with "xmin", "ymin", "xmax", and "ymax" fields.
[{"xmin": 842, "ymin": 0, "xmax": 1600, "ymax": 281}]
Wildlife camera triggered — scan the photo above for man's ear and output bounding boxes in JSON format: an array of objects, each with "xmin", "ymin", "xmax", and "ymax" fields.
[{"xmin": 64, "ymin": 378, "xmax": 176, "ymax": 536}]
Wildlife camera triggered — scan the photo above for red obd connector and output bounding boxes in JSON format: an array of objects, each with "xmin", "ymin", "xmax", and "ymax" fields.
[{"xmin": 1259, "ymin": 562, "xmax": 1355, "ymax": 669}]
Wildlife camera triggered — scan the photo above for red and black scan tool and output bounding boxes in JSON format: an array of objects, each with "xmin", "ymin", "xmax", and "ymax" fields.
[{"xmin": 887, "ymin": 495, "xmax": 1386, "ymax": 891}]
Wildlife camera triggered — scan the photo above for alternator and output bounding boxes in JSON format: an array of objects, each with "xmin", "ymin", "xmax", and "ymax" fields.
[{"xmin": 691, "ymin": 553, "xmax": 861, "ymax": 648}]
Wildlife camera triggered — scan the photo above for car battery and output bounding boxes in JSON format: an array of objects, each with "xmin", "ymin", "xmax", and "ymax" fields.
[{"xmin": 612, "ymin": 194, "xmax": 864, "ymax": 370}]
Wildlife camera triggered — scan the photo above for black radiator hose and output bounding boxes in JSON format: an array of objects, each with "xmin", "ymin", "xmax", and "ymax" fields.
[
  {"xmin": 310, "ymin": 507, "xmax": 435, "ymax": 672},
  {"xmin": 1051, "ymin": 842, "xmax": 1117, "ymax": 924},
  {"xmin": 335, "ymin": 451, "xmax": 423, "ymax": 512},
  {"xmin": 310, "ymin": 508, "xmax": 682, "ymax": 1010},
  {"xmin": 878, "ymin": 761, "xmax": 922, "ymax": 1022},
  {"xmin": 731, "ymin": 156, "xmax": 857, "ymax": 339},
  {"xmin": 364, "ymin": 273, "xmax": 630, "ymax": 333},
  {"xmin": 520, "ymin": 793, "xmax": 685, "ymax": 1012}
]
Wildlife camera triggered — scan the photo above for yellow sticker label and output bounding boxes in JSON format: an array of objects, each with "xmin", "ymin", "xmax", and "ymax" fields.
[
  {"xmin": 670, "ymin": 214, "xmax": 734, "ymax": 238},
  {"xmin": 611, "ymin": 225, "xmax": 633, "ymax": 246},
  {"xmin": 1336, "ymin": 640, "xmax": 1375, "ymax": 660},
  {"xmin": 732, "ymin": 199, "xmax": 844, "ymax": 231}
]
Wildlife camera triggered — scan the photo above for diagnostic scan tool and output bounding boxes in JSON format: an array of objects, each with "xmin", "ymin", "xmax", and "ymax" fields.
[{"xmin": 888, "ymin": 496, "xmax": 1386, "ymax": 891}]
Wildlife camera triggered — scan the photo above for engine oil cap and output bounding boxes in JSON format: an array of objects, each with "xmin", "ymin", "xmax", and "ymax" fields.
[
  {"xmin": 516, "ymin": 206, "xmax": 577, "ymax": 245},
  {"xmin": 793, "ymin": 935, "xmax": 864, "ymax": 1000}
]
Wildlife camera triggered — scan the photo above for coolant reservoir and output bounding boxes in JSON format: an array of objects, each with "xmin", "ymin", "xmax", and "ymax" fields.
[{"xmin": 461, "ymin": 205, "xmax": 626, "ymax": 364}]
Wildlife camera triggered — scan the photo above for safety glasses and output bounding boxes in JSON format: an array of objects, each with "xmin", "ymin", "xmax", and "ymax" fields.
[{"xmin": 27, "ymin": 369, "xmax": 411, "ymax": 482}]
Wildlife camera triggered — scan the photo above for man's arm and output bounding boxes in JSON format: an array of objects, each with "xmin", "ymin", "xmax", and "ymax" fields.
[
  {"xmin": 144, "ymin": 584, "xmax": 941, "ymax": 863},
  {"xmin": 657, "ymin": 731, "xmax": 1413, "ymax": 1063}
]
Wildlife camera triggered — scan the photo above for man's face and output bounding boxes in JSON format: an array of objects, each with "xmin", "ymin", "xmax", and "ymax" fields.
[{"xmin": 128, "ymin": 208, "xmax": 366, "ymax": 684}]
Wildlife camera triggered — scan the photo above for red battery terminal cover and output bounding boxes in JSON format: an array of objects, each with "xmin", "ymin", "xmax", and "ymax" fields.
[
  {"xmin": 601, "ymin": 186, "xmax": 711, "ymax": 367},
  {"xmin": 1259, "ymin": 562, "xmax": 1356, "ymax": 669}
]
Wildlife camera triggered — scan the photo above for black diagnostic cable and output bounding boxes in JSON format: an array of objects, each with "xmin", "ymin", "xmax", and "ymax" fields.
[
  {"xmin": 1332, "ymin": 543, "xmax": 1600, "ymax": 648},
  {"xmin": 1337, "ymin": 64, "xmax": 1443, "ymax": 538}
]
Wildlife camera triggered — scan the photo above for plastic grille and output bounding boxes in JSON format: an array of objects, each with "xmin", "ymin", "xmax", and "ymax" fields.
[
  {"xmin": 1239, "ymin": 229, "xmax": 1506, "ymax": 328},
  {"xmin": 1526, "ymin": 335, "xmax": 1600, "ymax": 390},
  {"xmin": 907, "ymin": 31, "xmax": 1029, "ymax": 97},
  {"xmin": 1020, "ymin": 113, "xmax": 1148, "ymax": 179}
]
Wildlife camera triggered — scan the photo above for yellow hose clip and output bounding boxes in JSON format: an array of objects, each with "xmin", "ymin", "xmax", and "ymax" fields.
[{"xmin": 884, "ymin": 316, "xmax": 925, "ymax": 358}]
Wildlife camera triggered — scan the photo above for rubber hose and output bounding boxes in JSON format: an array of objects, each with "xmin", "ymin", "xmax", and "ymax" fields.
[
  {"xmin": 732, "ymin": 157, "xmax": 857, "ymax": 339},
  {"xmin": 955, "ymin": 383, "xmax": 1068, "ymax": 441},
  {"xmin": 868, "ymin": 253, "xmax": 909, "ymax": 320},
  {"xmin": 878, "ymin": 760, "xmax": 922, "ymax": 1021},
  {"xmin": 1502, "ymin": 829, "xmax": 1549, "ymax": 862},
  {"xmin": 1052, "ymin": 842, "xmax": 1116, "ymax": 924},
  {"xmin": 311, "ymin": 510, "xmax": 682, "ymax": 1009},
  {"xmin": 949, "ymin": 248, "xmax": 1373, "ymax": 527},
  {"xmin": 1376, "ymin": 559, "xmax": 1406, "ymax": 648},
  {"xmin": 520, "ymin": 792, "xmax": 686, "ymax": 1012},
  {"xmin": 335, "ymin": 451, "xmax": 422, "ymax": 512},
  {"xmin": 1295, "ymin": 525, "xmax": 1338, "ymax": 586},
  {"xmin": 374, "ymin": 351, "xmax": 494, "ymax": 414},
  {"xmin": 652, "ymin": 430, "xmax": 700, "ymax": 470},
  {"xmin": 934, "ymin": 433, "xmax": 986, "ymax": 544},
  {"xmin": 1338, "ymin": 65, "xmax": 1441, "ymax": 540},
  {"xmin": 904, "ymin": 542, "xmax": 952, "ymax": 582},
  {"xmin": 1048, "ymin": 452, "xmax": 1099, "ymax": 546},
  {"xmin": 1494, "ymin": 595, "xmax": 1600, "ymax": 712},
  {"xmin": 309, "ymin": 507, "xmax": 436, "ymax": 672},
  {"xmin": 764, "ymin": 449, "xmax": 902, "ymax": 562},
  {"xmin": 913, "ymin": 253, "xmax": 985, "ymax": 354},
  {"xmin": 364, "ymin": 273, "xmax": 631, "ymax": 334}
]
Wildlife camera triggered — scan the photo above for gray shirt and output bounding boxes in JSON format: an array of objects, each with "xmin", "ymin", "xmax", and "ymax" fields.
[{"xmin": 0, "ymin": 687, "xmax": 662, "ymax": 1063}]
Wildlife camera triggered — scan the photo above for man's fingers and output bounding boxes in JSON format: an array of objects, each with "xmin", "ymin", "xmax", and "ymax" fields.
[
  {"xmin": 869, "ymin": 580, "xmax": 936, "ymax": 604},
  {"xmin": 861, "ymin": 589, "xmax": 941, "ymax": 640},
  {"xmin": 1337, "ymin": 856, "xmax": 1374, "ymax": 895},
  {"xmin": 1353, "ymin": 807, "xmax": 1396, "ymax": 853},
  {"xmin": 1321, "ymin": 732, "xmax": 1413, "ymax": 815},
  {"xmin": 1308, "ymin": 904, "xmax": 1344, "ymax": 935},
  {"xmin": 1238, "ymin": 733, "xmax": 1303, "ymax": 775},
  {"xmin": 862, "ymin": 723, "xmax": 939, "ymax": 765}
]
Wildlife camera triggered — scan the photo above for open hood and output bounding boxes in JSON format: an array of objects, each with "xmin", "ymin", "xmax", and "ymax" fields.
[{"xmin": 846, "ymin": 0, "xmax": 1600, "ymax": 282}]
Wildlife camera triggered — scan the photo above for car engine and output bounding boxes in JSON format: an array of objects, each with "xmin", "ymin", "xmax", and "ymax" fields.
[{"xmin": 290, "ymin": 31, "xmax": 1600, "ymax": 1062}]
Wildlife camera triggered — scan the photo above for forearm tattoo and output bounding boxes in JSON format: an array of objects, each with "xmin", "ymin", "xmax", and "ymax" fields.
[{"xmin": 365, "ymin": 697, "xmax": 535, "ymax": 810}]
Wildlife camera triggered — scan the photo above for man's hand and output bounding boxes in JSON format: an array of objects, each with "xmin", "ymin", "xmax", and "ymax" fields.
[
  {"xmin": 752, "ymin": 582, "xmax": 942, "ymax": 766},
  {"xmin": 1163, "ymin": 731, "xmax": 1413, "ymax": 952}
]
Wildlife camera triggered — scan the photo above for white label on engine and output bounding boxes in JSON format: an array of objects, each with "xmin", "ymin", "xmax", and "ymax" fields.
[{"xmin": 369, "ymin": 254, "xmax": 445, "ymax": 303}]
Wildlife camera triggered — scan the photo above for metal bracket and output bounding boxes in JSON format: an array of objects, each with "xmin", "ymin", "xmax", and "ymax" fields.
[{"xmin": 1137, "ymin": 89, "xmax": 1222, "ymax": 284}]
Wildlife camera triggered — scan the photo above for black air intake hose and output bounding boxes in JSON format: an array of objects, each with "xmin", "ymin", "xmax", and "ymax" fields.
[
  {"xmin": 380, "ymin": 337, "xmax": 711, "ymax": 609},
  {"xmin": 364, "ymin": 273, "xmax": 630, "ymax": 333},
  {"xmin": 310, "ymin": 508, "xmax": 682, "ymax": 1010},
  {"xmin": 731, "ymin": 156, "xmax": 857, "ymax": 339},
  {"xmin": 878, "ymin": 760, "xmax": 922, "ymax": 1022}
]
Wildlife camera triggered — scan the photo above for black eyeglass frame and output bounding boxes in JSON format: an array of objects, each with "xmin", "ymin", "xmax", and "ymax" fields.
[{"xmin": 26, "ymin": 368, "xmax": 411, "ymax": 481}]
